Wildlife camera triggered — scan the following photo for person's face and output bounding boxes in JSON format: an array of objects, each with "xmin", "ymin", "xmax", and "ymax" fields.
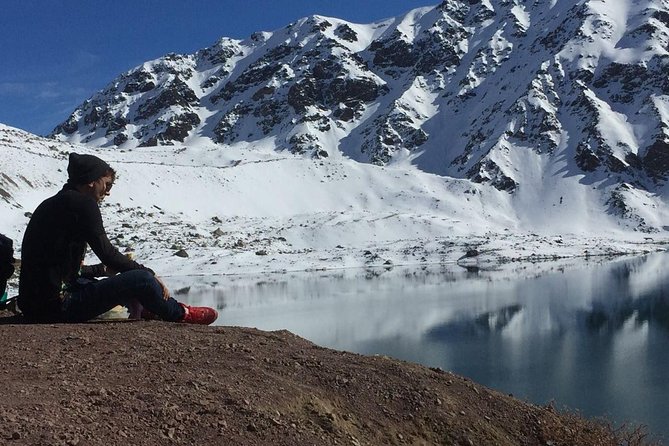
[{"xmin": 86, "ymin": 173, "xmax": 114, "ymax": 203}]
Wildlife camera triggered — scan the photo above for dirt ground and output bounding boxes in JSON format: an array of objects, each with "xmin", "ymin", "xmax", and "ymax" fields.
[{"xmin": 0, "ymin": 310, "xmax": 657, "ymax": 446}]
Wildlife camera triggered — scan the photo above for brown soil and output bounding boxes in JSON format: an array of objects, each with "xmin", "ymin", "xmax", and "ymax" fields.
[{"xmin": 0, "ymin": 311, "xmax": 656, "ymax": 446}]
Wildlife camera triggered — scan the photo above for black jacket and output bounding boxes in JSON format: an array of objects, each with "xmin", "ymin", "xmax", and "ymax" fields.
[{"xmin": 19, "ymin": 184, "xmax": 150, "ymax": 321}]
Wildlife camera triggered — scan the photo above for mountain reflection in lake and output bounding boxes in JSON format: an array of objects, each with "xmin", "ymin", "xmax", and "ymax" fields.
[{"xmin": 168, "ymin": 253, "xmax": 669, "ymax": 441}]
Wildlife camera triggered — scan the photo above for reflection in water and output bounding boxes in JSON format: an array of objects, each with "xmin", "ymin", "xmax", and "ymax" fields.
[
  {"xmin": 168, "ymin": 253, "xmax": 669, "ymax": 441},
  {"xmin": 583, "ymin": 288, "xmax": 669, "ymax": 332},
  {"xmin": 426, "ymin": 304, "xmax": 524, "ymax": 338}
]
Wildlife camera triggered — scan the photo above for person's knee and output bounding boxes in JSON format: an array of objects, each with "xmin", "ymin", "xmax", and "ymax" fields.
[
  {"xmin": 133, "ymin": 269, "xmax": 154, "ymax": 282},
  {"xmin": 122, "ymin": 269, "xmax": 161, "ymax": 294}
]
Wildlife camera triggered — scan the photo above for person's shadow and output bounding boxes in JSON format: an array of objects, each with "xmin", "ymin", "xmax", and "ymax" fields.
[{"xmin": 0, "ymin": 311, "xmax": 25, "ymax": 325}]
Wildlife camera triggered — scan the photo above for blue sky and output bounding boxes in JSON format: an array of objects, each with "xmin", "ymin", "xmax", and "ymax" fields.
[{"xmin": 1, "ymin": 0, "xmax": 437, "ymax": 136}]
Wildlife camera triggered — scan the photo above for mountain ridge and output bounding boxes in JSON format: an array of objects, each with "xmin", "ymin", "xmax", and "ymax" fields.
[{"xmin": 47, "ymin": 0, "xmax": 669, "ymax": 232}]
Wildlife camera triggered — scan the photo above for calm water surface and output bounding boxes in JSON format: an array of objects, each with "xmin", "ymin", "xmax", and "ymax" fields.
[{"xmin": 171, "ymin": 253, "xmax": 669, "ymax": 441}]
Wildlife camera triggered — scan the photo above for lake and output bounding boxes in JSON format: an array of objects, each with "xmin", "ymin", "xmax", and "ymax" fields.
[{"xmin": 169, "ymin": 253, "xmax": 669, "ymax": 442}]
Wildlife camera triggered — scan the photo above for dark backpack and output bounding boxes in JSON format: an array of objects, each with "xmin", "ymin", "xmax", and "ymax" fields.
[{"xmin": 0, "ymin": 234, "xmax": 14, "ymax": 301}]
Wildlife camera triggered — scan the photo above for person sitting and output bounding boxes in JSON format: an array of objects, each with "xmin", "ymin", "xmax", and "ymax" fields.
[{"xmin": 18, "ymin": 152, "xmax": 217, "ymax": 325}]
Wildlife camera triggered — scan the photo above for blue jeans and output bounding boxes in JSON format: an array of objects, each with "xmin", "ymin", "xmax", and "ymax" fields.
[{"xmin": 61, "ymin": 269, "xmax": 185, "ymax": 323}]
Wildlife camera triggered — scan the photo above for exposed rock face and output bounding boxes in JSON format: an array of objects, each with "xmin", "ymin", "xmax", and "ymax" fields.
[
  {"xmin": 121, "ymin": 69, "xmax": 156, "ymax": 94},
  {"xmin": 52, "ymin": 0, "xmax": 669, "ymax": 225},
  {"xmin": 644, "ymin": 140, "xmax": 669, "ymax": 181},
  {"xmin": 371, "ymin": 32, "xmax": 418, "ymax": 70},
  {"xmin": 468, "ymin": 159, "xmax": 518, "ymax": 193}
]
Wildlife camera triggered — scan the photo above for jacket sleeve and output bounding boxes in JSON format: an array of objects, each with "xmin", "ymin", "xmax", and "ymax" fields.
[
  {"xmin": 80, "ymin": 263, "xmax": 108, "ymax": 278},
  {"xmin": 79, "ymin": 197, "xmax": 154, "ymax": 275}
]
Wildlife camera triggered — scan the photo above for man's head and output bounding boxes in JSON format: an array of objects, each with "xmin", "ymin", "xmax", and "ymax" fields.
[{"xmin": 67, "ymin": 153, "xmax": 116, "ymax": 203}]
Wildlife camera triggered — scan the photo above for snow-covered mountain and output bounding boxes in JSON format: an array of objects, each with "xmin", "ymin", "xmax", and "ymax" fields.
[{"xmin": 50, "ymin": 0, "xmax": 669, "ymax": 233}]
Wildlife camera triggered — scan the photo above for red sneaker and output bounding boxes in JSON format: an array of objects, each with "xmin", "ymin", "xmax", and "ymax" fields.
[{"xmin": 180, "ymin": 303, "xmax": 218, "ymax": 325}]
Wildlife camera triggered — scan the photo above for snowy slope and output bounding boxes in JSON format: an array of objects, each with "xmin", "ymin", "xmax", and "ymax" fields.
[{"xmin": 1, "ymin": 123, "xmax": 666, "ymax": 292}]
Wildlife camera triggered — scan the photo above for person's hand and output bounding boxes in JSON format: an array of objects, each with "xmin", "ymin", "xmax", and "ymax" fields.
[
  {"xmin": 155, "ymin": 276, "xmax": 171, "ymax": 300},
  {"xmin": 103, "ymin": 264, "xmax": 117, "ymax": 277}
]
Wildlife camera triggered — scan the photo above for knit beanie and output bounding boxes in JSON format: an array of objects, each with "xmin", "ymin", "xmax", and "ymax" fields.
[{"xmin": 67, "ymin": 153, "xmax": 112, "ymax": 185}]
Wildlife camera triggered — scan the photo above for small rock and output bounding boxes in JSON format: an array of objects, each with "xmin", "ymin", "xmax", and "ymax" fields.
[
  {"xmin": 255, "ymin": 250, "xmax": 268, "ymax": 256},
  {"xmin": 174, "ymin": 249, "xmax": 189, "ymax": 258},
  {"xmin": 464, "ymin": 249, "xmax": 479, "ymax": 258}
]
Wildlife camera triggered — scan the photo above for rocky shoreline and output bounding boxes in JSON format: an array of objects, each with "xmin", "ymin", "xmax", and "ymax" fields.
[{"xmin": 0, "ymin": 311, "xmax": 654, "ymax": 446}]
